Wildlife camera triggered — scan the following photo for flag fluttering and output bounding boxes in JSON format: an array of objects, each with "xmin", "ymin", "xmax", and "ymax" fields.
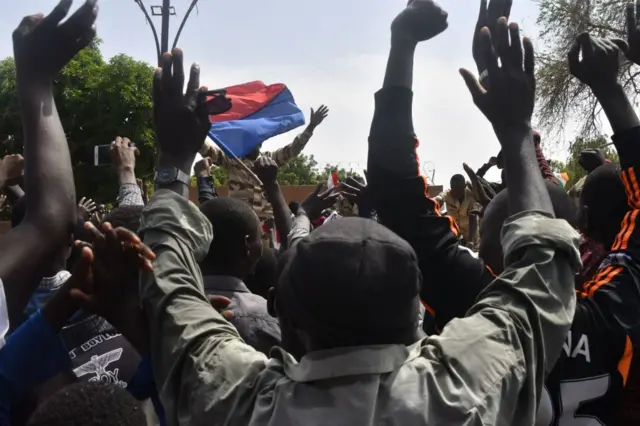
[{"xmin": 208, "ymin": 81, "xmax": 305, "ymax": 158}]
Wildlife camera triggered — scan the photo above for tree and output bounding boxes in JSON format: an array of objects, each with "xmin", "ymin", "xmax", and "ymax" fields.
[
  {"xmin": 277, "ymin": 153, "xmax": 320, "ymax": 185},
  {"xmin": 535, "ymin": 0, "xmax": 637, "ymax": 138},
  {"xmin": 548, "ymin": 135, "xmax": 619, "ymax": 189},
  {"xmin": 0, "ymin": 40, "xmax": 155, "ymax": 202}
]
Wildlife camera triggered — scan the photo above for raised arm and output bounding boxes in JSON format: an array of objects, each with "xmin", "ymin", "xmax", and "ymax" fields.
[
  {"xmin": 254, "ymin": 157, "xmax": 292, "ymax": 249},
  {"xmin": 1, "ymin": 0, "xmax": 97, "ymax": 324},
  {"xmin": 270, "ymin": 105, "xmax": 329, "ymax": 166},
  {"xmin": 368, "ymin": 1, "xmax": 493, "ymax": 332},
  {"xmin": 111, "ymin": 136, "xmax": 144, "ymax": 206},
  {"xmin": 194, "ymin": 157, "xmax": 217, "ymax": 203},
  {"xmin": 142, "ymin": 48, "xmax": 266, "ymax": 425},
  {"xmin": 199, "ymin": 140, "xmax": 230, "ymax": 167},
  {"xmin": 369, "ymin": 2, "xmax": 579, "ymax": 424}
]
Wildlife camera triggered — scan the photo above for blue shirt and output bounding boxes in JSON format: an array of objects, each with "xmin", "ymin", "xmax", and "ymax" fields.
[{"xmin": 0, "ymin": 311, "xmax": 70, "ymax": 425}]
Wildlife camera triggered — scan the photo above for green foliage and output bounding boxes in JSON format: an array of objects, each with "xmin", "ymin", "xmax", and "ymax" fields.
[
  {"xmin": 207, "ymin": 153, "xmax": 362, "ymax": 187},
  {"xmin": 535, "ymin": 0, "xmax": 636, "ymax": 138},
  {"xmin": 276, "ymin": 154, "xmax": 361, "ymax": 186},
  {"xmin": 212, "ymin": 166, "xmax": 229, "ymax": 186},
  {"xmin": 548, "ymin": 135, "xmax": 619, "ymax": 189},
  {"xmin": 0, "ymin": 40, "xmax": 155, "ymax": 202},
  {"xmin": 277, "ymin": 153, "xmax": 319, "ymax": 185}
]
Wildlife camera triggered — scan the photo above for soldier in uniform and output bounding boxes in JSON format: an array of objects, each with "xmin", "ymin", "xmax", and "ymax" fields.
[{"xmin": 199, "ymin": 105, "xmax": 329, "ymax": 247}]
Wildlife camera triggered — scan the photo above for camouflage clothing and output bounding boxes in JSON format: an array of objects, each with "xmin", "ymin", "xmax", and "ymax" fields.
[{"xmin": 200, "ymin": 131, "xmax": 313, "ymax": 220}]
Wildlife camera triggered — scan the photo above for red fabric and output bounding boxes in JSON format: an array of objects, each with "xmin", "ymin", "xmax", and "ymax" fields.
[
  {"xmin": 534, "ymin": 143, "xmax": 556, "ymax": 184},
  {"xmin": 209, "ymin": 81, "xmax": 285, "ymax": 122},
  {"xmin": 311, "ymin": 216, "xmax": 326, "ymax": 227}
]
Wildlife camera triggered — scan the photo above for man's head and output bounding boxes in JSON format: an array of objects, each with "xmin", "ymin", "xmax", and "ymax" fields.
[
  {"xmin": 479, "ymin": 181, "xmax": 576, "ymax": 274},
  {"xmin": 578, "ymin": 149, "xmax": 607, "ymax": 174},
  {"xmin": 288, "ymin": 201, "xmax": 301, "ymax": 216},
  {"xmin": 26, "ymin": 382, "xmax": 146, "ymax": 426},
  {"xmin": 578, "ymin": 162, "xmax": 627, "ymax": 248},
  {"xmin": 103, "ymin": 205, "xmax": 144, "ymax": 232},
  {"xmin": 450, "ymin": 174, "xmax": 466, "ymax": 199},
  {"xmin": 245, "ymin": 247, "xmax": 280, "ymax": 299},
  {"xmin": 271, "ymin": 218, "xmax": 422, "ymax": 358},
  {"xmin": 245, "ymin": 143, "xmax": 263, "ymax": 161},
  {"xmin": 199, "ymin": 197, "xmax": 263, "ymax": 279}
]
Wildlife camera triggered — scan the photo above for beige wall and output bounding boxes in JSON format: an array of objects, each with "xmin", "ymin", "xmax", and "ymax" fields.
[{"xmin": 189, "ymin": 184, "xmax": 444, "ymax": 204}]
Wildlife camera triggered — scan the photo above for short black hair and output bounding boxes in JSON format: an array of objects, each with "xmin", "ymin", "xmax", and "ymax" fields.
[
  {"xmin": 450, "ymin": 174, "xmax": 465, "ymax": 184},
  {"xmin": 104, "ymin": 205, "xmax": 144, "ymax": 232},
  {"xmin": 245, "ymin": 247, "xmax": 280, "ymax": 298},
  {"xmin": 199, "ymin": 197, "xmax": 262, "ymax": 265},
  {"xmin": 11, "ymin": 196, "xmax": 26, "ymax": 228},
  {"xmin": 27, "ymin": 382, "xmax": 146, "ymax": 426},
  {"xmin": 580, "ymin": 162, "xmax": 627, "ymax": 245},
  {"xmin": 288, "ymin": 201, "xmax": 300, "ymax": 216},
  {"xmin": 480, "ymin": 181, "xmax": 576, "ymax": 274}
]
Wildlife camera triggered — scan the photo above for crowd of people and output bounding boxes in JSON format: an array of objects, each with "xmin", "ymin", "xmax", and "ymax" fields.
[{"xmin": 1, "ymin": 0, "xmax": 640, "ymax": 424}]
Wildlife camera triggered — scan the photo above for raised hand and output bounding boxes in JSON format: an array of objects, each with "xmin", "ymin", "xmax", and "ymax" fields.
[
  {"xmin": 391, "ymin": 0, "xmax": 448, "ymax": 44},
  {"xmin": 194, "ymin": 157, "xmax": 213, "ymax": 178},
  {"xmin": 70, "ymin": 222, "xmax": 155, "ymax": 320},
  {"xmin": 340, "ymin": 175, "xmax": 372, "ymax": 214},
  {"xmin": 13, "ymin": 0, "xmax": 98, "ymax": 85},
  {"xmin": 110, "ymin": 136, "xmax": 138, "ymax": 172},
  {"xmin": 0, "ymin": 154, "xmax": 24, "ymax": 188},
  {"xmin": 309, "ymin": 105, "xmax": 329, "ymax": 127},
  {"xmin": 77, "ymin": 197, "xmax": 97, "ymax": 221},
  {"xmin": 568, "ymin": 33, "xmax": 627, "ymax": 91},
  {"xmin": 460, "ymin": 18, "xmax": 535, "ymax": 136},
  {"xmin": 627, "ymin": 1, "xmax": 640, "ymax": 65},
  {"xmin": 463, "ymin": 162, "xmax": 492, "ymax": 207},
  {"xmin": 253, "ymin": 156, "xmax": 279, "ymax": 186},
  {"xmin": 301, "ymin": 183, "xmax": 340, "ymax": 220},
  {"xmin": 473, "ymin": 0, "xmax": 513, "ymax": 77},
  {"xmin": 153, "ymin": 49, "xmax": 211, "ymax": 165}
]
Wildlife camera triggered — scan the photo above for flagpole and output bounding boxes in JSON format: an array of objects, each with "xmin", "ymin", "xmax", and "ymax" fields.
[{"xmin": 229, "ymin": 155, "xmax": 264, "ymax": 187}]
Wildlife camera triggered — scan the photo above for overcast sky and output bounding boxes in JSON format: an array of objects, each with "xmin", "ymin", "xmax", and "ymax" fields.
[{"xmin": 0, "ymin": 0, "xmax": 572, "ymax": 186}]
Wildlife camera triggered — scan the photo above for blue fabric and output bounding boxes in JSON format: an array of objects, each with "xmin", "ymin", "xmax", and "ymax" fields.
[
  {"xmin": 127, "ymin": 355, "xmax": 165, "ymax": 426},
  {"xmin": 209, "ymin": 88, "xmax": 305, "ymax": 158},
  {"xmin": 0, "ymin": 311, "xmax": 70, "ymax": 425}
]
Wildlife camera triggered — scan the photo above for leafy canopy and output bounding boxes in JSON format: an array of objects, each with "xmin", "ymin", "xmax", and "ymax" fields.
[{"xmin": 0, "ymin": 39, "xmax": 155, "ymax": 202}]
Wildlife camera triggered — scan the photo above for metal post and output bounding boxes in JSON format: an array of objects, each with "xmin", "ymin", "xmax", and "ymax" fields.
[
  {"xmin": 136, "ymin": 0, "xmax": 200, "ymax": 61},
  {"xmin": 134, "ymin": 0, "xmax": 161, "ymax": 62},
  {"xmin": 173, "ymin": 0, "xmax": 199, "ymax": 50},
  {"xmin": 160, "ymin": 0, "xmax": 171, "ymax": 54}
]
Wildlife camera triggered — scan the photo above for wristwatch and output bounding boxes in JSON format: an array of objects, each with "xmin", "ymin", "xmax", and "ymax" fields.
[{"xmin": 155, "ymin": 166, "xmax": 191, "ymax": 187}]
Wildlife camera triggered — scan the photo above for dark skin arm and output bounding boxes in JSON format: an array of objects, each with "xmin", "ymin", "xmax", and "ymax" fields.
[
  {"xmin": 3, "ymin": 1, "xmax": 97, "ymax": 325},
  {"xmin": 461, "ymin": 20, "xmax": 553, "ymax": 216},
  {"xmin": 254, "ymin": 156, "xmax": 292, "ymax": 250},
  {"xmin": 153, "ymin": 49, "xmax": 214, "ymax": 199},
  {"xmin": 3, "ymin": 186, "xmax": 25, "ymax": 205}
]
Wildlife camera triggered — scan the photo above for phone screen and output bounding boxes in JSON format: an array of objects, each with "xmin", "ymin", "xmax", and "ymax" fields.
[{"xmin": 93, "ymin": 145, "xmax": 111, "ymax": 166}]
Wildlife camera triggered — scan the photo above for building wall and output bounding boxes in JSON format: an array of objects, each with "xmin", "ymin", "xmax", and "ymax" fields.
[{"xmin": 190, "ymin": 184, "xmax": 444, "ymax": 204}]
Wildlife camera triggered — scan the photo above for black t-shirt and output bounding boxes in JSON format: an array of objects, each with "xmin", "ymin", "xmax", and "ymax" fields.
[{"xmin": 60, "ymin": 315, "xmax": 140, "ymax": 388}]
